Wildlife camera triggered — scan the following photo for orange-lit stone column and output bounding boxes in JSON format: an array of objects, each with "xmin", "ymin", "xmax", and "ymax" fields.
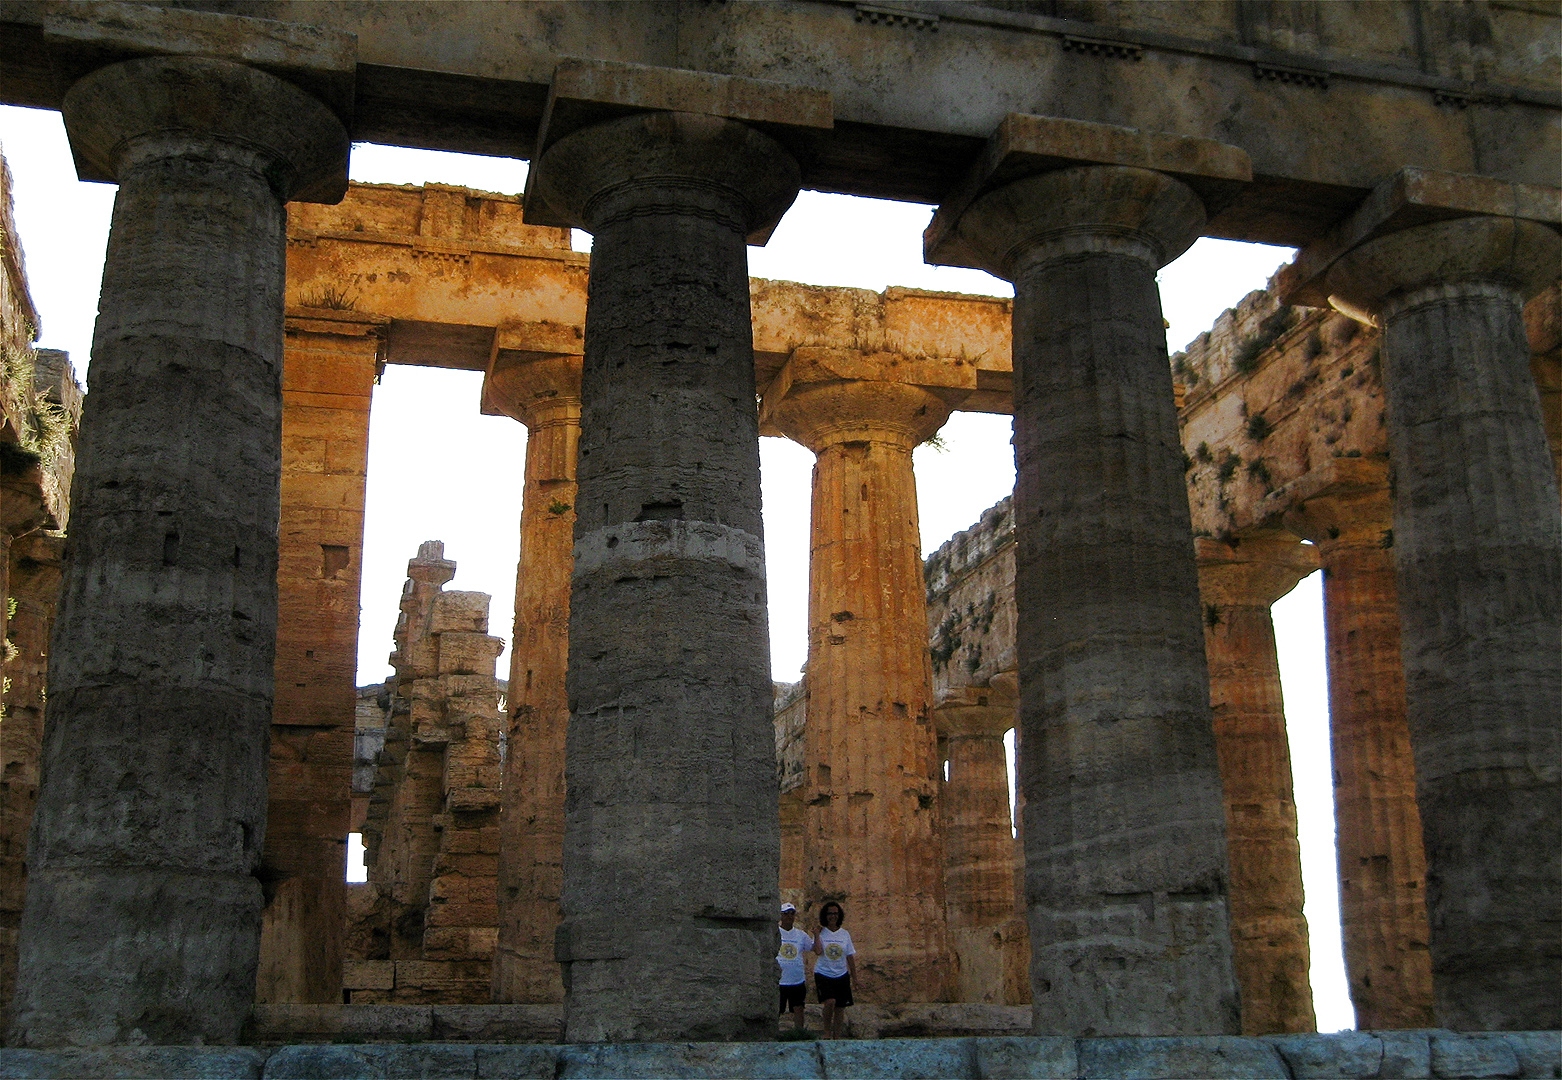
[
  {"xmin": 1286, "ymin": 466, "xmax": 1434, "ymax": 1029},
  {"xmin": 258, "ymin": 311, "xmax": 383, "ymax": 1005},
  {"xmin": 484, "ymin": 353, "xmax": 581, "ymax": 1005},
  {"xmin": 936, "ymin": 690, "xmax": 1019, "ymax": 1004},
  {"xmin": 762, "ymin": 353, "xmax": 953, "ymax": 1002},
  {"xmin": 1196, "ymin": 534, "xmax": 1318, "ymax": 1035}
]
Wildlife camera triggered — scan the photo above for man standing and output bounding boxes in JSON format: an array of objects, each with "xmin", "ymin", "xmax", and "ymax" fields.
[{"xmin": 777, "ymin": 903, "xmax": 813, "ymax": 1032}]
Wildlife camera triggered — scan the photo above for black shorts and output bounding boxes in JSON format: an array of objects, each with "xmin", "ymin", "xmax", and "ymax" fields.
[
  {"xmin": 815, "ymin": 971, "xmax": 853, "ymax": 1008},
  {"xmin": 779, "ymin": 981, "xmax": 807, "ymax": 1012}
]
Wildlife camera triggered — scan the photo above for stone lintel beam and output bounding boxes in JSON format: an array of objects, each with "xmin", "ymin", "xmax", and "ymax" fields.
[
  {"xmin": 523, "ymin": 58, "xmax": 831, "ymax": 243},
  {"xmin": 924, "ymin": 113, "xmax": 1250, "ymax": 272},
  {"xmin": 1280, "ymin": 167, "xmax": 1562, "ymax": 309},
  {"xmin": 1324, "ymin": 215, "xmax": 1561, "ymax": 1029},
  {"xmin": 1195, "ymin": 533, "xmax": 1318, "ymax": 1035},
  {"xmin": 43, "ymin": 1, "xmax": 353, "ymax": 202}
]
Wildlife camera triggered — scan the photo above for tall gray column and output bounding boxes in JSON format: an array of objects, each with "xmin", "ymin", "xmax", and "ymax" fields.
[
  {"xmin": 946, "ymin": 166, "xmax": 1240, "ymax": 1035},
  {"xmin": 1326, "ymin": 217, "xmax": 1562, "ymax": 1030},
  {"xmin": 526, "ymin": 111, "xmax": 800, "ymax": 1042},
  {"xmin": 10, "ymin": 56, "xmax": 345, "ymax": 1046}
]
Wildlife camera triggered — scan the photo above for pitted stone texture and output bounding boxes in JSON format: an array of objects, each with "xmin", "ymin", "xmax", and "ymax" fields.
[
  {"xmin": 765, "ymin": 376, "xmax": 953, "ymax": 1002},
  {"xmin": 537, "ymin": 114, "xmax": 796, "ymax": 1042},
  {"xmin": 0, "ymin": 1046, "xmax": 267, "ymax": 1079},
  {"xmin": 974, "ymin": 1036, "xmax": 1078, "ymax": 1080},
  {"xmin": 1196, "ymin": 535, "xmax": 1318, "ymax": 1035},
  {"xmin": 11, "ymin": 56, "xmax": 346, "ymax": 1047},
  {"xmin": 817, "ymin": 1037, "xmax": 975, "ymax": 1079},
  {"xmin": 559, "ymin": 1042, "xmax": 824, "ymax": 1079},
  {"xmin": 1077, "ymin": 1036, "xmax": 1290, "ymax": 1079},
  {"xmin": 1286, "ymin": 479, "xmax": 1435, "ymax": 1031},
  {"xmin": 1328, "ymin": 218, "xmax": 1562, "ymax": 1031},
  {"xmin": 953, "ymin": 165, "xmax": 1238, "ymax": 1035}
]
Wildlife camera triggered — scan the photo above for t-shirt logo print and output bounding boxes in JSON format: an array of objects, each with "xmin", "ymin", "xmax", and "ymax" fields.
[
  {"xmin": 825, "ymin": 944, "xmax": 844, "ymax": 960},
  {"xmin": 780, "ymin": 943, "xmax": 798, "ymax": 959}
]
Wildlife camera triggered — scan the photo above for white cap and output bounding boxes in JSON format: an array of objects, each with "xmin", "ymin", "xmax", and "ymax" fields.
[{"xmin": 780, "ymin": 902, "xmax": 797, "ymax": 913}]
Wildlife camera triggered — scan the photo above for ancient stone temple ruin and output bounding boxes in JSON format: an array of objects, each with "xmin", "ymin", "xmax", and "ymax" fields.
[{"xmin": 0, "ymin": 2, "xmax": 1557, "ymax": 1076}]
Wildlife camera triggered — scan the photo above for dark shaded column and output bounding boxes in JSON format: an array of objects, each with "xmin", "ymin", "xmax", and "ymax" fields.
[
  {"xmin": 486, "ymin": 353, "xmax": 582, "ymax": 1005},
  {"xmin": 1326, "ymin": 217, "xmax": 1562, "ymax": 1030},
  {"xmin": 1285, "ymin": 471, "xmax": 1434, "ymax": 1030},
  {"xmin": 945, "ymin": 165, "xmax": 1240, "ymax": 1035},
  {"xmin": 526, "ymin": 111, "xmax": 799, "ymax": 1041},
  {"xmin": 10, "ymin": 56, "xmax": 345, "ymax": 1046},
  {"xmin": 1196, "ymin": 535, "xmax": 1318, "ymax": 1035}
]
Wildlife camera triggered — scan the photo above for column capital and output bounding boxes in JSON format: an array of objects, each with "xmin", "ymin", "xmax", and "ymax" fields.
[
  {"xmin": 524, "ymin": 111, "xmax": 801, "ymax": 244},
  {"xmin": 1282, "ymin": 462, "xmax": 1395, "ymax": 548},
  {"xmin": 760, "ymin": 351, "xmax": 952, "ymax": 453},
  {"xmin": 482, "ymin": 353, "xmax": 583, "ymax": 430},
  {"xmin": 1325, "ymin": 216, "xmax": 1562, "ymax": 325},
  {"xmin": 942, "ymin": 165, "xmax": 1206, "ymax": 280},
  {"xmin": 1196, "ymin": 533, "xmax": 1318, "ymax": 609},
  {"xmin": 61, "ymin": 55, "xmax": 348, "ymax": 203}
]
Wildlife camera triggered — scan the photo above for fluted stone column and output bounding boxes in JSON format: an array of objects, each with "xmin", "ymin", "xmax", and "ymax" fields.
[
  {"xmin": 1285, "ymin": 473, "xmax": 1434, "ymax": 1030},
  {"xmin": 1326, "ymin": 216, "xmax": 1562, "ymax": 1029},
  {"xmin": 10, "ymin": 57, "xmax": 346, "ymax": 1046},
  {"xmin": 936, "ymin": 696, "xmax": 1019, "ymax": 1005},
  {"xmin": 486, "ymin": 353, "xmax": 581, "ymax": 1005},
  {"xmin": 765, "ymin": 373, "xmax": 954, "ymax": 1002},
  {"xmin": 1196, "ymin": 535, "xmax": 1318, "ymax": 1035},
  {"xmin": 946, "ymin": 165, "xmax": 1240, "ymax": 1035},
  {"xmin": 527, "ymin": 111, "xmax": 799, "ymax": 1041}
]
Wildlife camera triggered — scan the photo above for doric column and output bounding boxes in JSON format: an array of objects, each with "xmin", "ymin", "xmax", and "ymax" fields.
[
  {"xmin": 763, "ymin": 363, "xmax": 954, "ymax": 1002},
  {"xmin": 1326, "ymin": 217, "xmax": 1562, "ymax": 1030},
  {"xmin": 935, "ymin": 691, "xmax": 1019, "ymax": 1005},
  {"xmin": 0, "ymin": 534, "xmax": 63, "ymax": 1032},
  {"xmin": 11, "ymin": 57, "xmax": 346, "ymax": 1045},
  {"xmin": 526, "ymin": 110, "xmax": 800, "ymax": 1041},
  {"xmin": 939, "ymin": 163, "xmax": 1240, "ymax": 1034},
  {"xmin": 485, "ymin": 352, "xmax": 582, "ymax": 1005},
  {"xmin": 1284, "ymin": 466, "xmax": 1434, "ymax": 1030},
  {"xmin": 257, "ymin": 312, "xmax": 384, "ymax": 1004},
  {"xmin": 1195, "ymin": 534, "xmax": 1318, "ymax": 1035}
]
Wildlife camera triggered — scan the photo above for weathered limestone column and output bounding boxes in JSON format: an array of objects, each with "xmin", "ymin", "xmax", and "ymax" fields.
[
  {"xmin": 527, "ymin": 111, "xmax": 800, "ymax": 1041},
  {"xmin": 485, "ymin": 353, "xmax": 582, "ymax": 1005},
  {"xmin": 0, "ymin": 534, "xmax": 62, "ymax": 1031},
  {"xmin": 1326, "ymin": 217, "xmax": 1562, "ymax": 1029},
  {"xmin": 1285, "ymin": 467, "xmax": 1434, "ymax": 1030},
  {"xmin": 1195, "ymin": 535, "xmax": 1318, "ymax": 1035},
  {"xmin": 258, "ymin": 312, "xmax": 384, "ymax": 1004},
  {"xmin": 11, "ymin": 56, "xmax": 346, "ymax": 1045},
  {"xmin": 939, "ymin": 163, "xmax": 1241, "ymax": 1034},
  {"xmin": 763, "ymin": 365, "xmax": 954, "ymax": 1002},
  {"xmin": 936, "ymin": 694, "xmax": 1019, "ymax": 1005}
]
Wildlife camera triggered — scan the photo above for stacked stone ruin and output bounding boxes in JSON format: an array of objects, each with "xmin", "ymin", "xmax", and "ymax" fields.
[{"xmin": 0, "ymin": 2, "xmax": 1556, "ymax": 1071}]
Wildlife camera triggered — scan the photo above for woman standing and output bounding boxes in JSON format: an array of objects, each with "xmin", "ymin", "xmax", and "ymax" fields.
[{"xmin": 812, "ymin": 901, "xmax": 856, "ymax": 1039}]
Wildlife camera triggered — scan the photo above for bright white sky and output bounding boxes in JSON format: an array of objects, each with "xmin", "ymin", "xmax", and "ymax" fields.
[{"xmin": 0, "ymin": 103, "xmax": 1352, "ymax": 1031}]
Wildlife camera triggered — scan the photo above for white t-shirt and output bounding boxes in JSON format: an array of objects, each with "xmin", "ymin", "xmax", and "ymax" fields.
[
  {"xmin": 777, "ymin": 925, "xmax": 813, "ymax": 985},
  {"xmin": 814, "ymin": 926, "xmax": 855, "ymax": 978}
]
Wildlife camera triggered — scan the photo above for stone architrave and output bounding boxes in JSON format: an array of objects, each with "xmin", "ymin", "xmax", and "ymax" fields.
[
  {"xmin": 10, "ymin": 55, "xmax": 347, "ymax": 1046},
  {"xmin": 1195, "ymin": 534, "xmax": 1319, "ymax": 1035},
  {"xmin": 485, "ymin": 352, "xmax": 582, "ymax": 1005},
  {"xmin": 931, "ymin": 147, "xmax": 1244, "ymax": 1034},
  {"xmin": 257, "ymin": 311, "xmax": 385, "ymax": 1005},
  {"xmin": 1325, "ymin": 216, "xmax": 1562, "ymax": 1030},
  {"xmin": 935, "ymin": 690, "xmax": 1020, "ymax": 1006},
  {"xmin": 526, "ymin": 108, "xmax": 803, "ymax": 1041},
  {"xmin": 1284, "ymin": 464, "xmax": 1435, "ymax": 1031},
  {"xmin": 762, "ymin": 359, "xmax": 954, "ymax": 1002}
]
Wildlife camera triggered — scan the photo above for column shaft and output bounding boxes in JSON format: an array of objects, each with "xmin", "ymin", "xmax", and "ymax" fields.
[
  {"xmin": 950, "ymin": 165, "xmax": 1240, "ymax": 1034},
  {"xmin": 11, "ymin": 57, "xmax": 344, "ymax": 1045},
  {"xmin": 490, "ymin": 356, "xmax": 580, "ymax": 1005},
  {"xmin": 1383, "ymin": 285, "xmax": 1561, "ymax": 1028},
  {"xmin": 1197, "ymin": 537, "xmax": 1317, "ymax": 1035},
  {"xmin": 531, "ymin": 112, "xmax": 799, "ymax": 1041},
  {"xmin": 258, "ymin": 318, "xmax": 380, "ymax": 1003},
  {"xmin": 941, "ymin": 715, "xmax": 1018, "ymax": 1004}
]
